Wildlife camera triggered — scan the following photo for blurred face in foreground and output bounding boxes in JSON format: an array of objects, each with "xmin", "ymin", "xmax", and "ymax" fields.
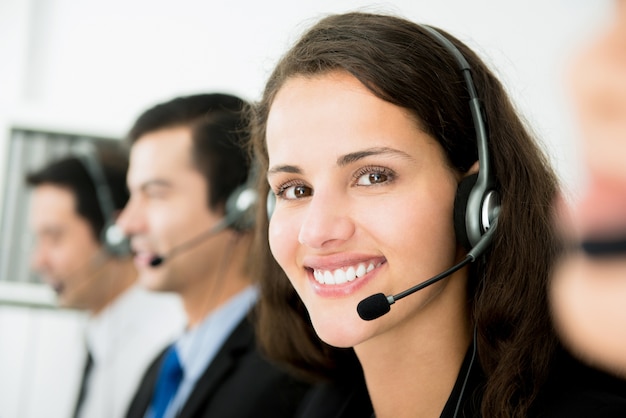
[{"xmin": 551, "ymin": 0, "xmax": 626, "ymax": 376}]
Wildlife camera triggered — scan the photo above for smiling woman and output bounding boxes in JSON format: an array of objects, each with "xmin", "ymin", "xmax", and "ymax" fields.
[
  {"xmin": 266, "ymin": 72, "xmax": 462, "ymax": 349},
  {"xmin": 250, "ymin": 11, "xmax": 626, "ymax": 418}
]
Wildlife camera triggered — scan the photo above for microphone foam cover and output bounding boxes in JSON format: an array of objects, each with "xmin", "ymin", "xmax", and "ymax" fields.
[
  {"xmin": 149, "ymin": 256, "xmax": 164, "ymax": 267},
  {"xmin": 357, "ymin": 293, "xmax": 391, "ymax": 321},
  {"xmin": 581, "ymin": 236, "xmax": 626, "ymax": 257}
]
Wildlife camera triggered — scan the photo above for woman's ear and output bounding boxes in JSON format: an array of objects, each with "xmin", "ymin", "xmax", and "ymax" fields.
[{"xmin": 466, "ymin": 160, "xmax": 480, "ymax": 177}]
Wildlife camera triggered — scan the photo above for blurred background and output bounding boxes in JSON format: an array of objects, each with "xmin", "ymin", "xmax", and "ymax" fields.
[{"xmin": 0, "ymin": 0, "xmax": 614, "ymax": 416}]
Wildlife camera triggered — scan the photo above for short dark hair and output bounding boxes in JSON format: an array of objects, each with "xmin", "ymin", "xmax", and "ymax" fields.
[
  {"xmin": 127, "ymin": 93, "xmax": 251, "ymax": 211},
  {"xmin": 26, "ymin": 142, "xmax": 129, "ymax": 240}
]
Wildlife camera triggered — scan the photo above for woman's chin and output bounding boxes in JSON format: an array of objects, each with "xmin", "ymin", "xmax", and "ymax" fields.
[{"xmin": 310, "ymin": 312, "xmax": 372, "ymax": 349}]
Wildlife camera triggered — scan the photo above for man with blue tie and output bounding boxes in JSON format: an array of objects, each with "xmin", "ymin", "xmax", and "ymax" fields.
[{"xmin": 118, "ymin": 93, "xmax": 310, "ymax": 418}]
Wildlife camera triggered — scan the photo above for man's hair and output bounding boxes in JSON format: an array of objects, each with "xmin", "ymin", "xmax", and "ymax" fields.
[
  {"xmin": 25, "ymin": 142, "xmax": 129, "ymax": 240},
  {"xmin": 127, "ymin": 93, "xmax": 251, "ymax": 212}
]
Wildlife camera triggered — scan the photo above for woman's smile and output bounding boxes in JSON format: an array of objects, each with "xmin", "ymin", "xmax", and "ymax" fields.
[{"xmin": 305, "ymin": 256, "xmax": 387, "ymax": 297}]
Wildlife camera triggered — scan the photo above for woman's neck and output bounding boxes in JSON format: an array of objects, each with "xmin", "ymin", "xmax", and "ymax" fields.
[{"xmin": 355, "ymin": 281, "xmax": 471, "ymax": 418}]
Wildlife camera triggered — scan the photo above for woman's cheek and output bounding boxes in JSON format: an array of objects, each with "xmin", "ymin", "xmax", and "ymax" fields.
[{"xmin": 268, "ymin": 214, "xmax": 296, "ymax": 273}]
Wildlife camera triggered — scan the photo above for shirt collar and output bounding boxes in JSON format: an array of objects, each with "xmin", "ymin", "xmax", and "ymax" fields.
[{"xmin": 175, "ymin": 285, "xmax": 258, "ymax": 381}]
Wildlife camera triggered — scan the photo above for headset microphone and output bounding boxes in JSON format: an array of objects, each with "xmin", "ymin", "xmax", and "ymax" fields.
[
  {"xmin": 580, "ymin": 235, "xmax": 626, "ymax": 257},
  {"xmin": 148, "ymin": 219, "xmax": 230, "ymax": 267},
  {"xmin": 357, "ymin": 224, "xmax": 496, "ymax": 321}
]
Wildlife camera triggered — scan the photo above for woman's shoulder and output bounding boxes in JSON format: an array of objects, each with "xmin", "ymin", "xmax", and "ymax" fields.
[{"xmin": 533, "ymin": 349, "xmax": 626, "ymax": 417}]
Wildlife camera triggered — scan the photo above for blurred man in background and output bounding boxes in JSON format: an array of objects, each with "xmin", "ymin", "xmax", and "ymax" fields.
[
  {"xmin": 27, "ymin": 142, "xmax": 184, "ymax": 418},
  {"xmin": 118, "ymin": 93, "xmax": 310, "ymax": 418}
]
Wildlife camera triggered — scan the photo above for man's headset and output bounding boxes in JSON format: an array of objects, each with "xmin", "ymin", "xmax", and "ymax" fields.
[
  {"xmin": 194, "ymin": 163, "xmax": 259, "ymax": 234},
  {"xmin": 224, "ymin": 165, "xmax": 259, "ymax": 232},
  {"xmin": 74, "ymin": 144, "xmax": 131, "ymax": 258},
  {"xmin": 148, "ymin": 162, "xmax": 258, "ymax": 268}
]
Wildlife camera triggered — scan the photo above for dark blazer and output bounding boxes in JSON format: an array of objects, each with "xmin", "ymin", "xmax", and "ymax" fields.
[
  {"xmin": 125, "ymin": 315, "xmax": 310, "ymax": 418},
  {"xmin": 295, "ymin": 351, "xmax": 373, "ymax": 418},
  {"xmin": 295, "ymin": 344, "xmax": 626, "ymax": 418},
  {"xmin": 295, "ymin": 374, "xmax": 373, "ymax": 418},
  {"xmin": 532, "ymin": 348, "xmax": 626, "ymax": 417}
]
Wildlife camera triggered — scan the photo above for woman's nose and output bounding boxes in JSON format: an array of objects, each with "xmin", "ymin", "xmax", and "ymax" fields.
[{"xmin": 297, "ymin": 191, "xmax": 355, "ymax": 249}]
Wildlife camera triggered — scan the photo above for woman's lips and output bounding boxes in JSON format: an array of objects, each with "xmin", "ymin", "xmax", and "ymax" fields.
[{"xmin": 307, "ymin": 259, "xmax": 386, "ymax": 297}]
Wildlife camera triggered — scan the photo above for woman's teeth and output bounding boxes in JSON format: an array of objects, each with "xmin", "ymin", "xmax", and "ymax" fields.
[{"xmin": 313, "ymin": 262, "xmax": 380, "ymax": 285}]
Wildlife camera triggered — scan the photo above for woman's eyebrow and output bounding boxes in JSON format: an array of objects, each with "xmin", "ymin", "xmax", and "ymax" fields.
[
  {"xmin": 268, "ymin": 147, "xmax": 413, "ymax": 175},
  {"xmin": 337, "ymin": 147, "xmax": 413, "ymax": 166},
  {"xmin": 267, "ymin": 164, "xmax": 302, "ymax": 176}
]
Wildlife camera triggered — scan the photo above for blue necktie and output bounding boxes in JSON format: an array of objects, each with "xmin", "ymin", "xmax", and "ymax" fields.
[{"xmin": 149, "ymin": 346, "xmax": 184, "ymax": 418}]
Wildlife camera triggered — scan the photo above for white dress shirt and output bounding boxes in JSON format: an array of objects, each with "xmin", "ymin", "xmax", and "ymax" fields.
[{"xmin": 76, "ymin": 285, "xmax": 185, "ymax": 418}]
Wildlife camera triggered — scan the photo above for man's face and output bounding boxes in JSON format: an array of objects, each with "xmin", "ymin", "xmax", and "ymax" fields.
[
  {"xmin": 29, "ymin": 184, "xmax": 108, "ymax": 310},
  {"xmin": 118, "ymin": 126, "xmax": 227, "ymax": 298}
]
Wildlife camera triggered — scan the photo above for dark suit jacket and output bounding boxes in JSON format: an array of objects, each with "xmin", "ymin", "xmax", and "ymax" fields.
[
  {"xmin": 295, "ymin": 351, "xmax": 373, "ymax": 418},
  {"xmin": 125, "ymin": 315, "xmax": 310, "ymax": 418},
  {"xmin": 531, "ymin": 348, "xmax": 626, "ymax": 417},
  {"xmin": 295, "ymin": 373, "xmax": 372, "ymax": 418},
  {"xmin": 297, "ymin": 343, "xmax": 626, "ymax": 418}
]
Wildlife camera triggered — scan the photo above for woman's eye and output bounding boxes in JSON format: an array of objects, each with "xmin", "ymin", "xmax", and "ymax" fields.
[
  {"xmin": 279, "ymin": 184, "xmax": 313, "ymax": 200},
  {"xmin": 355, "ymin": 168, "xmax": 391, "ymax": 186}
]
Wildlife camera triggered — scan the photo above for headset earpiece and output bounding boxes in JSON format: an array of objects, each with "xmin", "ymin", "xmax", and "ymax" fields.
[
  {"xmin": 266, "ymin": 190, "xmax": 276, "ymax": 221},
  {"xmin": 224, "ymin": 183, "xmax": 258, "ymax": 231},
  {"xmin": 454, "ymin": 174, "xmax": 478, "ymax": 250},
  {"xmin": 222, "ymin": 159, "xmax": 261, "ymax": 232},
  {"xmin": 454, "ymin": 171, "xmax": 501, "ymax": 251},
  {"xmin": 102, "ymin": 221, "xmax": 131, "ymax": 257}
]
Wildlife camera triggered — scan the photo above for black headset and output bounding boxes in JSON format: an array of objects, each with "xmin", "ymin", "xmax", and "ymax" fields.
[
  {"xmin": 223, "ymin": 163, "xmax": 259, "ymax": 232},
  {"xmin": 266, "ymin": 25, "xmax": 501, "ymax": 254},
  {"xmin": 419, "ymin": 25, "xmax": 500, "ymax": 251},
  {"xmin": 74, "ymin": 144, "xmax": 131, "ymax": 257}
]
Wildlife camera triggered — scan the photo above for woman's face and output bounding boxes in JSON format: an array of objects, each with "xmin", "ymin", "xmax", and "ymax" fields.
[{"xmin": 266, "ymin": 71, "xmax": 464, "ymax": 348}]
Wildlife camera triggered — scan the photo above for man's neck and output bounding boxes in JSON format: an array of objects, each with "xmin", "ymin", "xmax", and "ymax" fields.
[
  {"xmin": 182, "ymin": 234, "xmax": 253, "ymax": 327},
  {"xmin": 183, "ymin": 272, "xmax": 251, "ymax": 328}
]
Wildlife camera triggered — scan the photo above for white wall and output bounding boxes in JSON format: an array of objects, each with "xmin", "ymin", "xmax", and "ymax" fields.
[
  {"xmin": 0, "ymin": 306, "xmax": 86, "ymax": 418},
  {"xmin": 0, "ymin": 0, "xmax": 615, "ymax": 416},
  {"xmin": 0, "ymin": 0, "xmax": 614, "ymax": 196}
]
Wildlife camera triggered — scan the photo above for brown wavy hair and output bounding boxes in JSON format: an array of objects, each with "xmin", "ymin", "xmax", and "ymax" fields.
[{"xmin": 250, "ymin": 12, "xmax": 562, "ymax": 418}]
